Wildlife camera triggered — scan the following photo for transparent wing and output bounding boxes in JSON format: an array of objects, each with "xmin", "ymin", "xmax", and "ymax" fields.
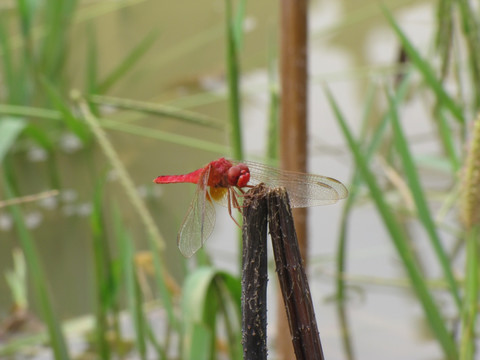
[
  {"xmin": 177, "ymin": 166, "xmax": 216, "ymax": 257},
  {"xmin": 234, "ymin": 160, "xmax": 348, "ymax": 208}
]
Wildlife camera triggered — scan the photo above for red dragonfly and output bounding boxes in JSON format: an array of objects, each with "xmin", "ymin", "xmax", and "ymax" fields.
[{"xmin": 154, "ymin": 157, "xmax": 348, "ymax": 257}]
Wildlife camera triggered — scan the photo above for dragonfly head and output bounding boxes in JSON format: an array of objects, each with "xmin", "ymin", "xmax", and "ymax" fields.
[{"xmin": 227, "ymin": 163, "xmax": 250, "ymax": 188}]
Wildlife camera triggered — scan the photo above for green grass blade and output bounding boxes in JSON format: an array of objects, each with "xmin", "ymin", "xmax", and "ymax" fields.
[
  {"xmin": 266, "ymin": 40, "xmax": 279, "ymax": 163},
  {"xmin": 213, "ymin": 274, "xmax": 242, "ymax": 360},
  {"xmin": 5, "ymin": 248, "xmax": 28, "ymax": 311},
  {"xmin": 436, "ymin": 108, "xmax": 461, "ymax": 172},
  {"xmin": 0, "ymin": 104, "xmax": 62, "ymax": 121},
  {"xmin": 382, "ymin": 6, "xmax": 464, "ymax": 124},
  {"xmin": 181, "ymin": 267, "xmax": 217, "ymax": 360},
  {"xmin": 39, "ymin": 0, "xmax": 78, "ymax": 78},
  {"xmin": 189, "ymin": 324, "xmax": 212, "ymax": 360},
  {"xmin": 90, "ymin": 95, "xmax": 225, "ymax": 130},
  {"xmin": 456, "ymin": 0, "xmax": 480, "ymax": 109},
  {"xmin": 0, "ymin": 14, "xmax": 18, "ymax": 103},
  {"xmin": 116, "ymin": 208, "xmax": 147, "ymax": 359},
  {"xmin": 459, "ymin": 226, "xmax": 479, "ymax": 360},
  {"xmin": 100, "ymin": 118, "xmax": 229, "ymax": 153},
  {"xmin": 435, "ymin": 0, "xmax": 453, "ymax": 79},
  {"xmin": 325, "ymin": 86, "xmax": 458, "ymax": 360},
  {"xmin": 2, "ymin": 169, "xmax": 70, "ymax": 360},
  {"xmin": 97, "ymin": 30, "xmax": 157, "ymax": 93},
  {"xmin": 90, "ymin": 176, "xmax": 120, "ymax": 359},
  {"xmin": 86, "ymin": 23, "xmax": 98, "ymax": 97},
  {"xmin": 16, "ymin": 0, "xmax": 35, "ymax": 73},
  {"xmin": 0, "ymin": 117, "xmax": 26, "ymax": 164},
  {"xmin": 233, "ymin": 0, "xmax": 247, "ymax": 49},
  {"xmin": 387, "ymin": 87, "xmax": 461, "ymax": 310},
  {"xmin": 16, "ymin": 0, "xmax": 34, "ymax": 38},
  {"xmin": 90, "ymin": 207, "xmax": 110, "ymax": 357},
  {"xmin": 225, "ymin": 0, "xmax": 243, "ymax": 159}
]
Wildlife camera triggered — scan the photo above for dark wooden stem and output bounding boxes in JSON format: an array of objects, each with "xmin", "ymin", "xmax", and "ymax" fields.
[
  {"xmin": 268, "ymin": 187, "xmax": 325, "ymax": 360},
  {"xmin": 241, "ymin": 184, "xmax": 269, "ymax": 360}
]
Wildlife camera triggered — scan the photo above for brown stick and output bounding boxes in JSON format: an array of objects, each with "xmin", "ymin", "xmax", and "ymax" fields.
[
  {"xmin": 268, "ymin": 187, "xmax": 325, "ymax": 360},
  {"xmin": 280, "ymin": 0, "xmax": 308, "ymax": 256},
  {"xmin": 241, "ymin": 184, "xmax": 269, "ymax": 360},
  {"xmin": 280, "ymin": 1, "xmax": 309, "ymax": 356}
]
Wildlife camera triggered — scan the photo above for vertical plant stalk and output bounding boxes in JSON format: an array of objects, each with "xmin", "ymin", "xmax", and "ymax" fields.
[
  {"xmin": 268, "ymin": 187, "xmax": 325, "ymax": 360},
  {"xmin": 225, "ymin": 0, "xmax": 243, "ymax": 159},
  {"xmin": 241, "ymin": 184, "xmax": 268, "ymax": 360},
  {"xmin": 280, "ymin": 0, "xmax": 308, "ymax": 255},
  {"xmin": 280, "ymin": 1, "xmax": 309, "ymax": 357}
]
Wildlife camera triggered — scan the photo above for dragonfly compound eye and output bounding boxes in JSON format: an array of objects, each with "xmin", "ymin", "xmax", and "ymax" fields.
[{"xmin": 227, "ymin": 164, "xmax": 250, "ymax": 187}]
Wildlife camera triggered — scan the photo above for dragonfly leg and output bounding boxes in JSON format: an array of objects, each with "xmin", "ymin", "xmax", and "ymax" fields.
[
  {"xmin": 230, "ymin": 187, "xmax": 250, "ymax": 211},
  {"xmin": 227, "ymin": 188, "xmax": 241, "ymax": 228}
]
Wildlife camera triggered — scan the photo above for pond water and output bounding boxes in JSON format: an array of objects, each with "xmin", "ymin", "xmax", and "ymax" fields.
[{"xmin": 0, "ymin": 0, "xmax": 449, "ymax": 359}]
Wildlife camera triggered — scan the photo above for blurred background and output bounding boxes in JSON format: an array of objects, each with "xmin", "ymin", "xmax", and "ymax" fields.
[{"xmin": 0, "ymin": 0, "xmax": 477, "ymax": 359}]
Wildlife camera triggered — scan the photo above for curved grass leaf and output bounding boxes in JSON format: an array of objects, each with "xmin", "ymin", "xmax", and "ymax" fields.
[{"xmin": 181, "ymin": 267, "xmax": 241, "ymax": 360}]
